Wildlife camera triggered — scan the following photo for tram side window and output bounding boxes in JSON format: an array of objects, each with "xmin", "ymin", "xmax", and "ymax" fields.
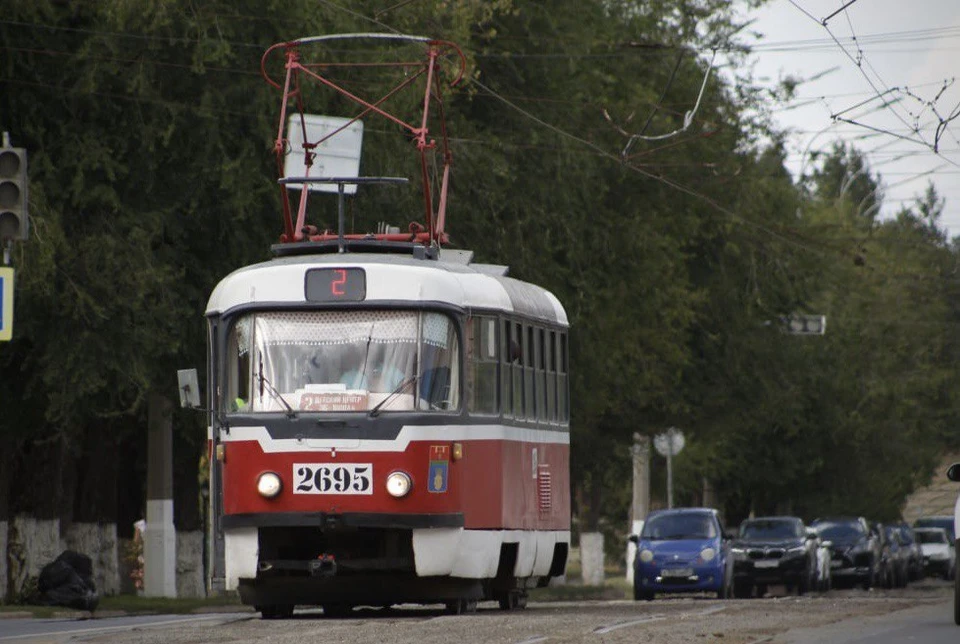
[
  {"xmin": 420, "ymin": 312, "xmax": 461, "ymax": 412},
  {"xmin": 537, "ymin": 328, "xmax": 547, "ymax": 424},
  {"xmin": 467, "ymin": 316, "xmax": 498, "ymax": 415},
  {"xmin": 501, "ymin": 318, "xmax": 513, "ymax": 418},
  {"xmin": 513, "ymin": 321, "xmax": 524, "ymax": 419},
  {"xmin": 524, "ymin": 324, "xmax": 535, "ymax": 420},
  {"xmin": 546, "ymin": 330, "xmax": 557, "ymax": 423},
  {"xmin": 558, "ymin": 332, "xmax": 569, "ymax": 423},
  {"xmin": 224, "ymin": 317, "xmax": 252, "ymax": 412}
]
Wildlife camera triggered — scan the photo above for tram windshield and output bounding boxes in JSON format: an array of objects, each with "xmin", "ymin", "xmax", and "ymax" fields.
[{"xmin": 223, "ymin": 310, "xmax": 460, "ymax": 413}]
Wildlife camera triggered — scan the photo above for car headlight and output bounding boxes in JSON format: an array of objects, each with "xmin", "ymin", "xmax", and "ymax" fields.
[
  {"xmin": 700, "ymin": 547, "xmax": 716, "ymax": 562},
  {"xmin": 257, "ymin": 472, "xmax": 282, "ymax": 498},
  {"xmin": 639, "ymin": 549, "xmax": 654, "ymax": 563},
  {"xmin": 731, "ymin": 547, "xmax": 747, "ymax": 560},
  {"xmin": 386, "ymin": 471, "xmax": 412, "ymax": 498},
  {"xmin": 786, "ymin": 546, "xmax": 806, "ymax": 555}
]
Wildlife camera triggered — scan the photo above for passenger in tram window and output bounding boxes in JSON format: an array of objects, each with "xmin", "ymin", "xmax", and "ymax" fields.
[
  {"xmin": 340, "ymin": 344, "xmax": 405, "ymax": 392},
  {"xmin": 339, "ymin": 346, "xmax": 368, "ymax": 390},
  {"xmin": 303, "ymin": 346, "xmax": 337, "ymax": 385},
  {"xmin": 369, "ymin": 364, "xmax": 406, "ymax": 393}
]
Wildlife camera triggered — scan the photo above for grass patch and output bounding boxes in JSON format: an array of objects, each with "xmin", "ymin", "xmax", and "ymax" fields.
[
  {"xmin": 98, "ymin": 594, "xmax": 248, "ymax": 614},
  {"xmin": 0, "ymin": 605, "xmax": 62, "ymax": 618},
  {"xmin": 530, "ymin": 577, "xmax": 631, "ymax": 602},
  {"xmin": 1, "ymin": 594, "xmax": 249, "ymax": 619}
]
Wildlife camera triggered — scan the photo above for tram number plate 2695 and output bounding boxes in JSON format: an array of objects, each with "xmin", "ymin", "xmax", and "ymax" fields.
[{"xmin": 293, "ymin": 463, "xmax": 373, "ymax": 495}]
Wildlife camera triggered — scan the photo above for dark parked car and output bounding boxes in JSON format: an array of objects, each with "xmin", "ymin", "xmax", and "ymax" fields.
[
  {"xmin": 810, "ymin": 517, "xmax": 880, "ymax": 589},
  {"xmin": 629, "ymin": 507, "xmax": 734, "ymax": 601},
  {"xmin": 895, "ymin": 523, "xmax": 924, "ymax": 582},
  {"xmin": 730, "ymin": 516, "xmax": 818, "ymax": 598},
  {"xmin": 876, "ymin": 523, "xmax": 909, "ymax": 588}
]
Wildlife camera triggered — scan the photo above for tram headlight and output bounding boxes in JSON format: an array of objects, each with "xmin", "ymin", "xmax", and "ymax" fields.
[
  {"xmin": 386, "ymin": 471, "xmax": 412, "ymax": 498},
  {"xmin": 256, "ymin": 472, "xmax": 282, "ymax": 498}
]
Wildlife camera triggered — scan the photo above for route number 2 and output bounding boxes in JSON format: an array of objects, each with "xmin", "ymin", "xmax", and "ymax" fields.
[{"xmin": 293, "ymin": 463, "xmax": 373, "ymax": 495}]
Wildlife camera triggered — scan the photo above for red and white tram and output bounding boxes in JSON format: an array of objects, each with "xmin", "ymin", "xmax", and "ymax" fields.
[
  {"xmin": 190, "ymin": 35, "xmax": 571, "ymax": 616},
  {"xmin": 206, "ymin": 250, "xmax": 570, "ymax": 615}
]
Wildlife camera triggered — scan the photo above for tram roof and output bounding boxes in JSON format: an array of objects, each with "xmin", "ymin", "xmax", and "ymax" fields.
[{"xmin": 206, "ymin": 252, "xmax": 568, "ymax": 326}]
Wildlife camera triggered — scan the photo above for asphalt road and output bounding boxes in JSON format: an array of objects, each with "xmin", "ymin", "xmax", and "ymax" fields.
[
  {"xmin": 1, "ymin": 581, "xmax": 955, "ymax": 644},
  {"xmin": 0, "ymin": 613, "xmax": 249, "ymax": 643}
]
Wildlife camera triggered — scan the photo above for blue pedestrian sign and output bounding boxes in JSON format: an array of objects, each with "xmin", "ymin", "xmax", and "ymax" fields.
[{"xmin": 0, "ymin": 267, "xmax": 13, "ymax": 341}]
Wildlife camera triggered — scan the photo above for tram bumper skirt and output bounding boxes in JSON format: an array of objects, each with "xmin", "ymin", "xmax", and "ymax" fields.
[
  {"xmin": 237, "ymin": 574, "xmax": 483, "ymax": 606},
  {"xmin": 221, "ymin": 511, "xmax": 464, "ymax": 530}
]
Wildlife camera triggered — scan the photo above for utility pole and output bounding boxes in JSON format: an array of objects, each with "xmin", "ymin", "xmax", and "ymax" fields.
[
  {"xmin": 144, "ymin": 393, "xmax": 177, "ymax": 597},
  {"xmin": 630, "ymin": 433, "xmax": 651, "ymax": 524},
  {"xmin": 626, "ymin": 433, "xmax": 650, "ymax": 583}
]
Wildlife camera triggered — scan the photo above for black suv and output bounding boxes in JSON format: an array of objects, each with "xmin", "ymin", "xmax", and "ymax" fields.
[
  {"xmin": 810, "ymin": 516, "xmax": 880, "ymax": 589},
  {"xmin": 731, "ymin": 516, "xmax": 818, "ymax": 598}
]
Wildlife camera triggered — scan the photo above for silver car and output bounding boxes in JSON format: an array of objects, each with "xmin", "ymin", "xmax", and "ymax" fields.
[{"xmin": 914, "ymin": 527, "xmax": 955, "ymax": 580}]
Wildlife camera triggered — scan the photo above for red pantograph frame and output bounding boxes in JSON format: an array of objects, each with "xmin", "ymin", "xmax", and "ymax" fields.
[{"xmin": 260, "ymin": 34, "xmax": 466, "ymax": 246}]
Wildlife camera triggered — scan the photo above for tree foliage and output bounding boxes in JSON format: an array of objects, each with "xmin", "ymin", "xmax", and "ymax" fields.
[{"xmin": 1, "ymin": 0, "xmax": 959, "ymax": 547}]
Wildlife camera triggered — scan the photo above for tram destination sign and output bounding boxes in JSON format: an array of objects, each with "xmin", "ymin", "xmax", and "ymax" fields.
[
  {"xmin": 305, "ymin": 267, "xmax": 366, "ymax": 302},
  {"xmin": 300, "ymin": 392, "xmax": 368, "ymax": 412}
]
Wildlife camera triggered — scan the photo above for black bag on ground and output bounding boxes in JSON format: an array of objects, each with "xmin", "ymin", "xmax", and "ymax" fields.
[{"xmin": 38, "ymin": 550, "xmax": 100, "ymax": 612}]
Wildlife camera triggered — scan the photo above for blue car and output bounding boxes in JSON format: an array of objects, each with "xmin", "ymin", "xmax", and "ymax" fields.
[{"xmin": 630, "ymin": 508, "xmax": 734, "ymax": 601}]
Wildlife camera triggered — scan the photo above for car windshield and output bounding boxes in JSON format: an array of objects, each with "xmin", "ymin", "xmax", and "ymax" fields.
[
  {"xmin": 915, "ymin": 518, "xmax": 955, "ymax": 540},
  {"xmin": 741, "ymin": 519, "xmax": 801, "ymax": 540},
  {"xmin": 916, "ymin": 530, "xmax": 948, "ymax": 545},
  {"xmin": 641, "ymin": 513, "xmax": 717, "ymax": 540},
  {"xmin": 812, "ymin": 521, "xmax": 864, "ymax": 540},
  {"xmin": 222, "ymin": 310, "xmax": 460, "ymax": 413}
]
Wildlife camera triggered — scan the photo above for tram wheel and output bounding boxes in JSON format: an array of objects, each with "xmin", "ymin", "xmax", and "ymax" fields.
[
  {"xmin": 445, "ymin": 598, "xmax": 478, "ymax": 615},
  {"xmin": 497, "ymin": 590, "xmax": 528, "ymax": 610},
  {"xmin": 258, "ymin": 604, "xmax": 294, "ymax": 619}
]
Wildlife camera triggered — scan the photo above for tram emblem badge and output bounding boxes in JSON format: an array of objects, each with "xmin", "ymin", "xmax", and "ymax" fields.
[{"xmin": 428, "ymin": 445, "xmax": 449, "ymax": 493}]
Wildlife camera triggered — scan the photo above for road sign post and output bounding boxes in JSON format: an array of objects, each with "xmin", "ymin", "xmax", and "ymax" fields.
[
  {"xmin": 654, "ymin": 428, "xmax": 685, "ymax": 509},
  {"xmin": 0, "ymin": 267, "xmax": 13, "ymax": 341}
]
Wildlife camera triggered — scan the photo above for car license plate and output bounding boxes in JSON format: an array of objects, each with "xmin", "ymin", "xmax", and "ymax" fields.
[
  {"xmin": 661, "ymin": 568, "xmax": 694, "ymax": 578},
  {"xmin": 754, "ymin": 560, "xmax": 778, "ymax": 568}
]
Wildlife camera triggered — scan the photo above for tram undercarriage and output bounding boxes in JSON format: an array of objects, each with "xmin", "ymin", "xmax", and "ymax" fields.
[{"xmin": 234, "ymin": 525, "xmax": 567, "ymax": 616}]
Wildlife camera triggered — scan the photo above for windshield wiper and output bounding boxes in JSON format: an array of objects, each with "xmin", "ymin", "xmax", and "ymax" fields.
[
  {"xmin": 258, "ymin": 353, "xmax": 297, "ymax": 418},
  {"xmin": 368, "ymin": 375, "xmax": 417, "ymax": 418}
]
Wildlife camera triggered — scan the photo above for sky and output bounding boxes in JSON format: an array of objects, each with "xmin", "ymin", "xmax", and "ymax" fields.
[{"xmin": 742, "ymin": 0, "xmax": 960, "ymax": 237}]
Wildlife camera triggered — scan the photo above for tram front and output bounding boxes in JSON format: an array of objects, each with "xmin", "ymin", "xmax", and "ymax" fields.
[{"xmin": 202, "ymin": 257, "xmax": 476, "ymax": 616}]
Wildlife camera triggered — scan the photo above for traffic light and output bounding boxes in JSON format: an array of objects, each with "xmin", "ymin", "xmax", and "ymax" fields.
[
  {"xmin": 0, "ymin": 136, "xmax": 28, "ymax": 242},
  {"xmin": 784, "ymin": 314, "xmax": 826, "ymax": 335}
]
